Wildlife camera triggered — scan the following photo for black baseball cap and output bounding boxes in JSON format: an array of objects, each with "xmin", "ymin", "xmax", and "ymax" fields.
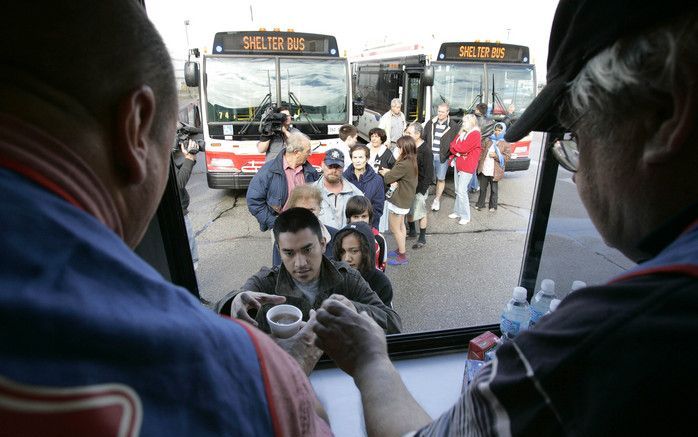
[
  {"xmin": 505, "ymin": 0, "xmax": 697, "ymax": 142},
  {"xmin": 324, "ymin": 148, "xmax": 345, "ymax": 167}
]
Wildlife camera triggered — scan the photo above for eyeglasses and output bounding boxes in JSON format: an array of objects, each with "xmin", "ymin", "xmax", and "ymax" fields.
[
  {"xmin": 551, "ymin": 132, "xmax": 579, "ymax": 173},
  {"xmin": 551, "ymin": 109, "xmax": 586, "ymax": 173}
]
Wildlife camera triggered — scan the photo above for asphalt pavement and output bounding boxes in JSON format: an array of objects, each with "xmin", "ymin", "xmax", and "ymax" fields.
[{"xmin": 185, "ymin": 133, "xmax": 634, "ymax": 334}]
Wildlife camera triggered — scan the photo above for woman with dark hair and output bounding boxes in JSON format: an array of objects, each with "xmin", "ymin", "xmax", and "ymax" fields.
[
  {"xmin": 344, "ymin": 143, "xmax": 385, "ymax": 229},
  {"xmin": 345, "ymin": 195, "xmax": 388, "ymax": 272},
  {"xmin": 368, "ymin": 127, "xmax": 396, "ymax": 233},
  {"xmin": 378, "ymin": 136, "xmax": 418, "ymax": 266},
  {"xmin": 333, "ymin": 221, "xmax": 394, "ymax": 307},
  {"xmin": 368, "ymin": 127, "xmax": 396, "ymax": 171}
]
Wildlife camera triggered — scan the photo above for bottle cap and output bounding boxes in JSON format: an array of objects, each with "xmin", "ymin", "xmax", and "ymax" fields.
[
  {"xmin": 549, "ymin": 298, "xmax": 561, "ymax": 312},
  {"xmin": 513, "ymin": 286, "xmax": 528, "ymax": 301},
  {"xmin": 571, "ymin": 280, "xmax": 587, "ymax": 292},
  {"xmin": 541, "ymin": 278, "xmax": 555, "ymax": 294}
]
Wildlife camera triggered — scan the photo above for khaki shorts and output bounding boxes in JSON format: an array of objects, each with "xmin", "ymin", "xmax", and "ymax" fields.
[{"xmin": 409, "ymin": 192, "xmax": 428, "ymax": 221}]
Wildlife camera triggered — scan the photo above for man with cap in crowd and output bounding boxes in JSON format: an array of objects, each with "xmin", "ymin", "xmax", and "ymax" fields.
[
  {"xmin": 311, "ymin": 0, "xmax": 698, "ymax": 435},
  {"xmin": 313, "ymin": 148, "xmax": 364, "ymax": 229}
]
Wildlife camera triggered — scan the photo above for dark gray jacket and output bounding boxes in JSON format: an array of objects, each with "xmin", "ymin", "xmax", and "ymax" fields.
[
  {"xmin": 215, "ymin": 256, "xmax": 402, "ymax": 334},
  {"xmin": 424, "ymin": 116, "xmax": 460, "ymax": 163}
]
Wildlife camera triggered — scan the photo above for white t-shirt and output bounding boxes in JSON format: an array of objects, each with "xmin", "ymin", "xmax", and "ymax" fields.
[{"xmin": 482, "ymin": 144, "xmax": 495, "ymax": 177}]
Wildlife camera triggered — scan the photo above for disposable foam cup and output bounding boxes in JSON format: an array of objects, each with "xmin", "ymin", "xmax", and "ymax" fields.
[{"xmin": 266, "ymin": 304, "xmax": 302, "ymax": 339}]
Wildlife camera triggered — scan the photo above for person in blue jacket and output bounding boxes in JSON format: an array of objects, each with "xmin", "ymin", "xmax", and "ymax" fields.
[
  {"xmin": 0, "ymin": 1, "xmax": 331, "ymax": 435},
  {"xmin": 343, "ymin": 143, "xmax": 385, "ymax": 229},
  {"xmin": 247, "ymin": 132, "xmax": 320, "ymax": 231}
]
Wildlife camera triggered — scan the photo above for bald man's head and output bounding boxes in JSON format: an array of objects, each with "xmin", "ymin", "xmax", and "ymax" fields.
[{"xmin": 4, "ymin": 0, "xmax": 177, "ymax": 143}]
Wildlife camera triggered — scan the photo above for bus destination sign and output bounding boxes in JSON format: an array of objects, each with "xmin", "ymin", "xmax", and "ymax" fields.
[
  {"xmin": 438, "ymin": 42, "xmax": 530, "ymax": 63},
  {"xmin": 213, "ymin": 32, "xmax": 339, "ymax": 56}
]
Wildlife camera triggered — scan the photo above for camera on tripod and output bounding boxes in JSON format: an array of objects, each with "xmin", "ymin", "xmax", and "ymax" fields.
[{"xmin": 175, "ymin": 122, "xmax": 204, "ymax": 155}]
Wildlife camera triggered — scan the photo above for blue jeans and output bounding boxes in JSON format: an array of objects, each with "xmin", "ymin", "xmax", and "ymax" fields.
[
  {"xmin": 453, "ymin": 170, "xmax": 473, "ymax": 221},
  {"xmin": 433, "ymin": 153, "xmax": 449, "ymax": 181},
  {"xmin": 468, "ymin": 170, "xmax": 480, "ymax": 191},
  {"xmin": 184, "ymin": 214, "xmax": 199, "ymax": 268}
]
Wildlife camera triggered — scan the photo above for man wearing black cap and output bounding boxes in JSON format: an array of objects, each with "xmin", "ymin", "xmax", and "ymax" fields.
[
  {"xmin": 313, "ymin": 148, "xmax": 364, "ymax": 229},
  {"xmin": 311, "ymin": 1, "xmax": 698, "ymax": 435}
]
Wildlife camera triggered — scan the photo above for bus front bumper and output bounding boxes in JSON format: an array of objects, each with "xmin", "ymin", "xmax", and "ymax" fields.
[
  {"xmin": 505, "ymin": 157, "xmax": 531, "ymax": 172},
  {"xmin": 207, "ymin": 172, "xmax": 255, "ymax": 190}
]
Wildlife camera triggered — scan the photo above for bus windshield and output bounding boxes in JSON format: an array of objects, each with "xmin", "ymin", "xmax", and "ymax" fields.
[
  {"xmin": 205, "ymin": 57, "xmax": 277, "ymax": 123},
  {"xmin": 431, "ymin": 63, "xmax": 484, "ymax": 116},
  {"xmin": 487, "ymin": 64, "xmax": 535, "ymax": 117},
  {"xmin": 280, "ymin": 58, "xmax": 348, "ymax": 122},
  {"xmin": 205, "ymin": 57, "xmax": 349, "ymax": 124}
]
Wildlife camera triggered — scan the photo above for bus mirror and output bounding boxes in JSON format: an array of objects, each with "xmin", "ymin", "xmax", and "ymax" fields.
[
  {"xmin": 352, "ymin": 99, "xmax": 365, "ymax": 116},
  {"xmin": 184, "ymin": 61, "xmax": 200, "ymax": 87},
  {"xmin": 422, "ymin": 65, "xmax": 434, "ymax": 86}
]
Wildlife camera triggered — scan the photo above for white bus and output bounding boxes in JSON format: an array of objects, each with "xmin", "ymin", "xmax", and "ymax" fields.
[
  {"xmin": 352, "ymin": 41, "xmax": 537, "ymax": 171},
  {"xmin": 185, "ymin": 30, "xmax": 363, "ymax": 189}
]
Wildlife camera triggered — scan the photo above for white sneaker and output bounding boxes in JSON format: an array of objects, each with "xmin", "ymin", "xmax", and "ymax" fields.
[
  {"xmin": 431, "ymin": 198, "xmax": 440, "ymax": 211},
  {"xmin": 459, "ymin": 218, "xmax": 470, "ymax": 225},
  {"xmin": 448, "ymin": 213, "xmax": 459, "ymax": 219}
]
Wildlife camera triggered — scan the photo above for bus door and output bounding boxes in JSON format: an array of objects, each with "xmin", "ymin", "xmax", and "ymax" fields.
[{"xmin": 403, "ymin": 68, "xmax": 424, "ymax": 123}]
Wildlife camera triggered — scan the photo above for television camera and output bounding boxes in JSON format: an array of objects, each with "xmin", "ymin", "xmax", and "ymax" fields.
[{"xmin": 175, "ymin": 122, "xmax": 204, "ymax": 155}]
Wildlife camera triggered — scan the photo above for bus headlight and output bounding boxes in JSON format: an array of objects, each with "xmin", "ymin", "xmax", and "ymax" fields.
[{"xmin": 210, "ymin": 158, "xmax": 234, "ymax": 167}]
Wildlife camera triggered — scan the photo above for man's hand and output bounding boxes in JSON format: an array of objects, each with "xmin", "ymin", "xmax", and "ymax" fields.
[
  {"xmin": 180, "ymin": 140, "xmax": 197, "ymax": 161},
  {"xmin": 326, "ymin": 294, "xmax": 356, "ymax": 311},
  {"xmin": 274, "ymin": 310, "xmax": 323, "ymax": 375},
  {"xmin": 313, "ymin": 300, "xmax": 388, "ymax": 377},
  {"xmin": 230, "ymin": 291, "xmax": 286, "ymax": 327},
  {"xmin": 281, "ymin": 125, "xmax": 290, "ymax": 138}
]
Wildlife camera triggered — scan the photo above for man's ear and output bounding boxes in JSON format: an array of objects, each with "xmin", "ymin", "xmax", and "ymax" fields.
[
  {"xmin": 114, "ymin": 85, "xmax": 156, "ymax": 184},
  {"xmin": 644, "ymin": 65, "xmax": 697, "ymax": 164},
  {"xmin": 319, "ymin": 236, "xmax": 327, "ymax": 252}
]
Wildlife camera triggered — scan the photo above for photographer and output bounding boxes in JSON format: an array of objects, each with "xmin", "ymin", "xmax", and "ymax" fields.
[
  {"xmin": 173, "ymin": 137, "xmax": 200, "ymax": 270},
  {"xmin": 257, "ymin": 105, "xmax": 300, "ymax": 162}
]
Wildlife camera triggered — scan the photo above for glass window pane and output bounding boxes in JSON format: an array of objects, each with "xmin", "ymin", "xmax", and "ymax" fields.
[
  {"xmin": 205, "ymin": 57, "xmax": 277, "ymax": 122},
  {"xmin": 279, "ymin": 58, "xmax": 348, "ymax": 123},
  {"xmin": 535, "ymin": 164, "xmax": 635, "ymax": 298},
  {"xmin": 431, "ymin": 63, "xmax": 484, "ymax": 115},
  {"xmin": 486, "ymin": 65, "xmax": 535, "ymax": 117}
]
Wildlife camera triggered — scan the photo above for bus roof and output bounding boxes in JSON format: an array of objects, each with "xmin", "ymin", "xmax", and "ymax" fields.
[{"xmin": 212, "ymin": 31, "xmax": 339, "ymax": 57}]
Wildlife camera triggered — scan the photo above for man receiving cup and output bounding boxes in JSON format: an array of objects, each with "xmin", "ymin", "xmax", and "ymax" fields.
[{"xmin": 215, "ymin": 207, "xmax": 401, "ymax": 373}]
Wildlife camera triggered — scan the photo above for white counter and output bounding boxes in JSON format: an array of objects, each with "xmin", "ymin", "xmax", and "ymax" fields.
[{"xmin": 310, "ymin": 352, "xmax": 466, "ymax": 436}]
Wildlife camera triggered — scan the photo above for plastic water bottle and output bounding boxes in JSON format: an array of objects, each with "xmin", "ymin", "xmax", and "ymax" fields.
[
  {"xmin": 547, "ymin": 298, "xmax": 561, "ymax": 315},
  {"xmin": 570, "ymin": 280, "xmax": 587, "ymax": 293},
  {"xmin": 500, "ymin": 287, "xmax": 531, "ymax": 340},
  {"xmin": 529, "ymin": 279, "xmax": 555, "ymax": 328}
]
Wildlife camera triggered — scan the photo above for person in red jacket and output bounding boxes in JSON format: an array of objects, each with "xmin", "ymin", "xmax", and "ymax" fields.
[{"xmin": 448, "ymin": 114, "xmax": 481, "ymax": 225}]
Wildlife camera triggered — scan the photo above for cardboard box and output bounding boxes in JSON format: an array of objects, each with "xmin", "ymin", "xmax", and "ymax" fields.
[{"xmin": 467, "ymin": 331, "xmax": 499, "ymax": 361}]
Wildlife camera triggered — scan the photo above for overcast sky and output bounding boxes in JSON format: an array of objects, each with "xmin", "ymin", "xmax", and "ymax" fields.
[{"xmin": 147, "ymin": 0, "xmax": 559, "ymax": 81}]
